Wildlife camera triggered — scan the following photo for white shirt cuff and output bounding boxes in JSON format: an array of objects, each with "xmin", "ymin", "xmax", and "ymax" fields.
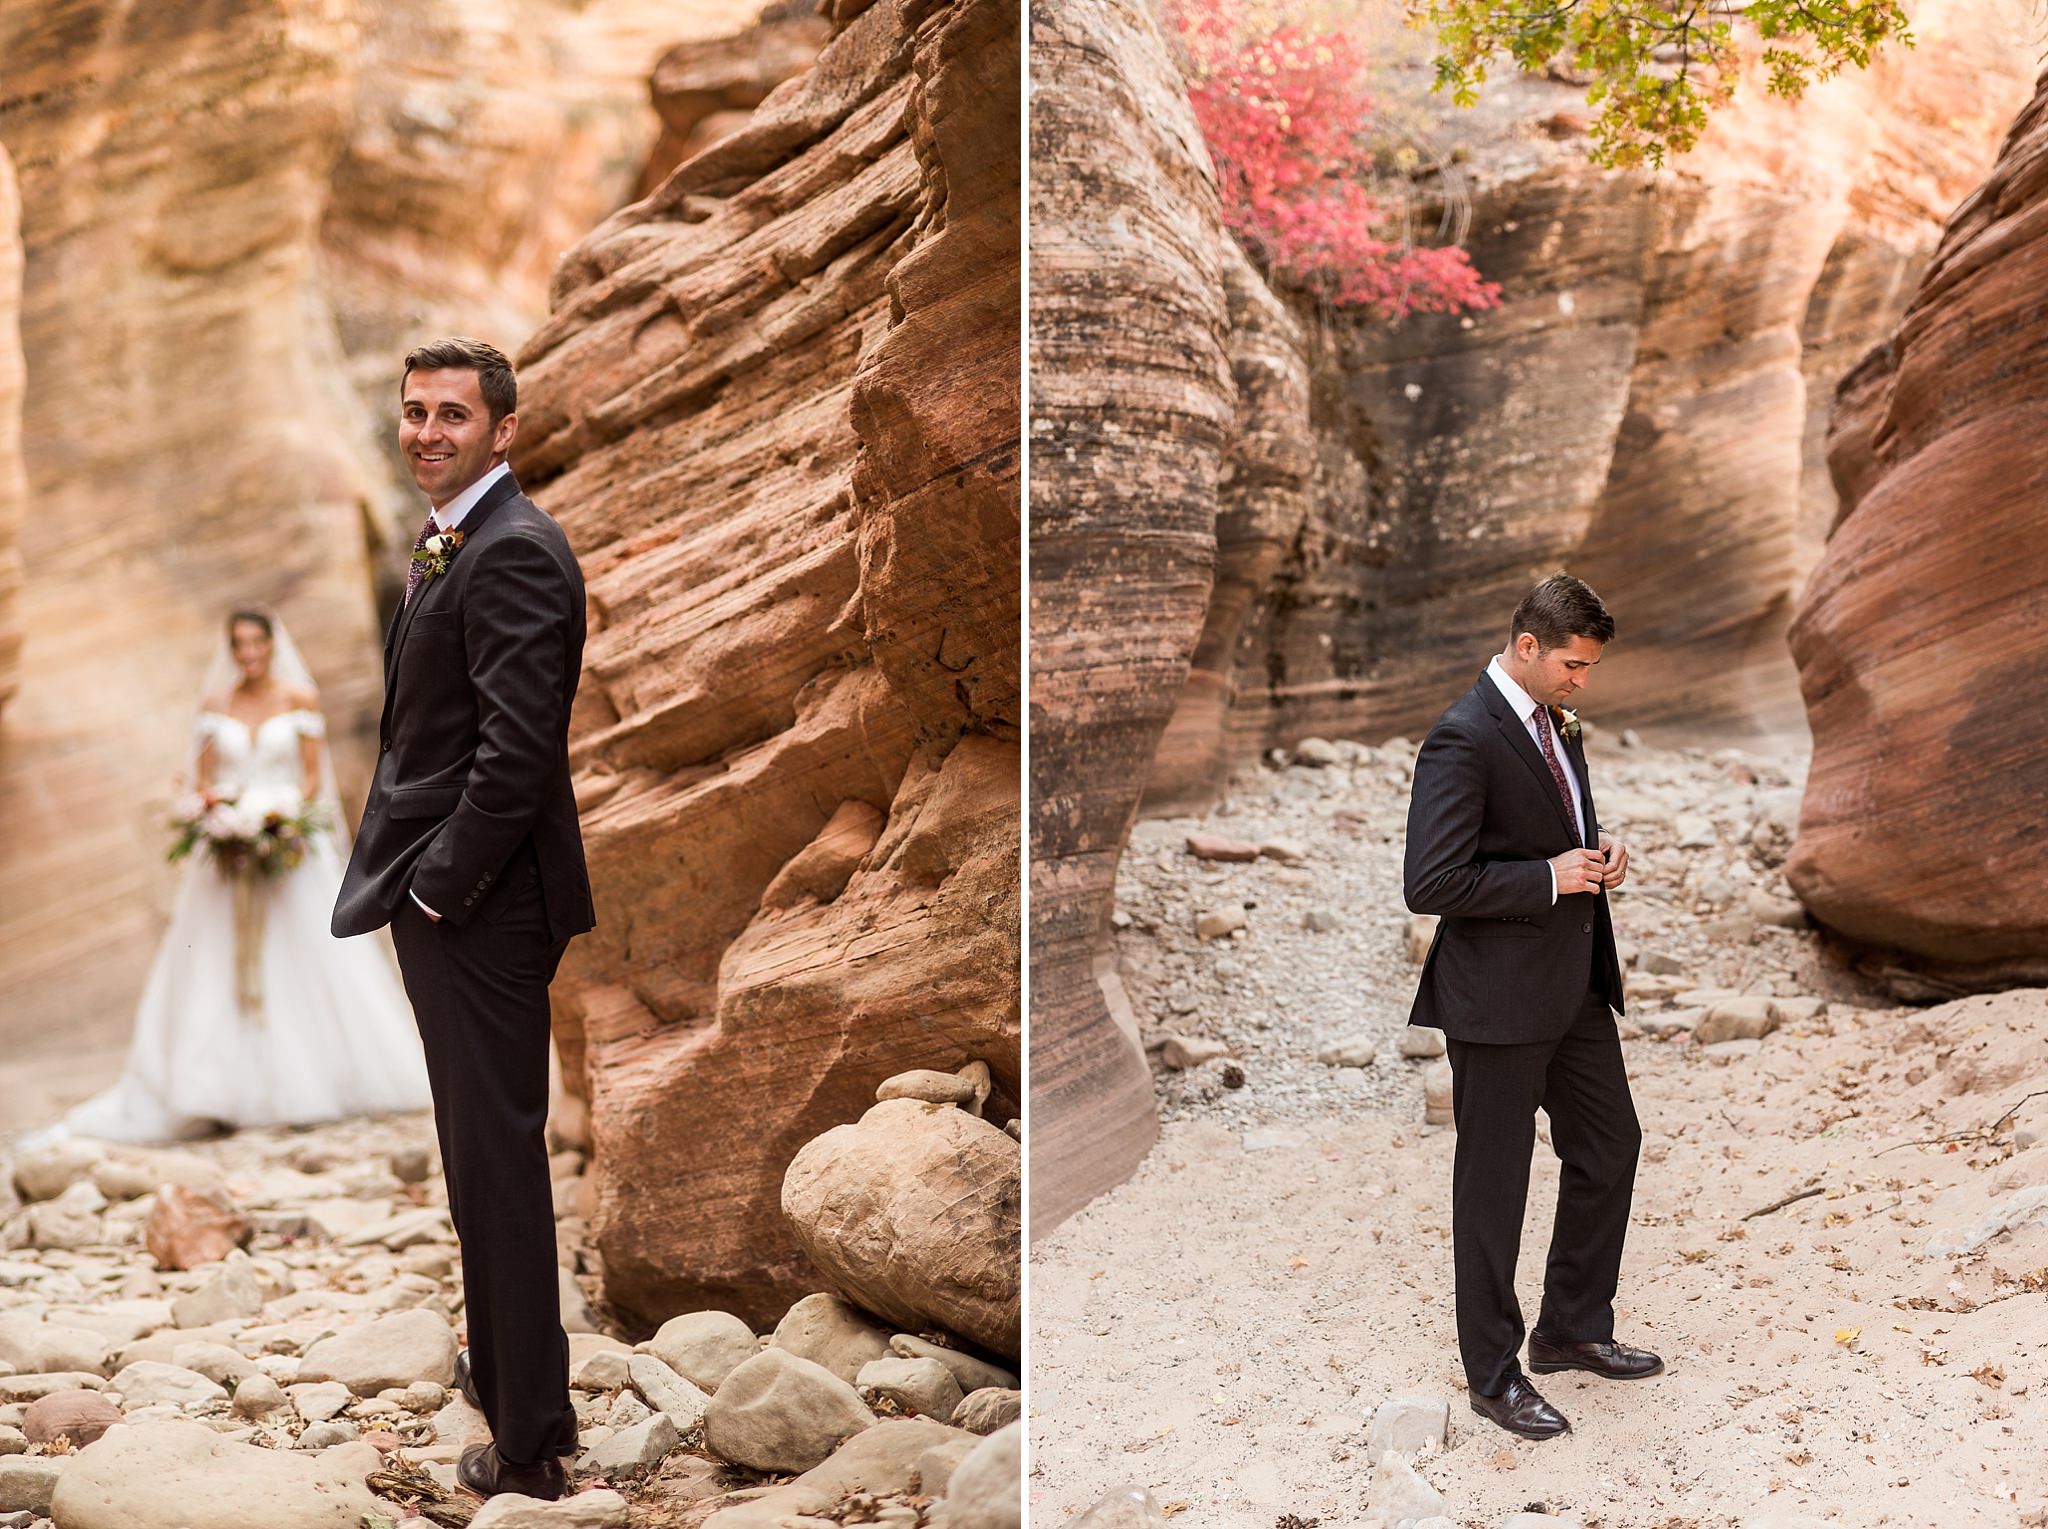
[
  {"xmin": 1547, "ymin": 863, "xmax": 1558, "ymax": 905},
  {"xmin": 409, "ymin": 889, "xmax": 439, "ymax": 919}
]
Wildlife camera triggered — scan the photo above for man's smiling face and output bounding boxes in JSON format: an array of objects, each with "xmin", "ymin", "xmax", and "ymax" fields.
[{"xmin": 400, "ymin": 367, "xmax": 516, "ymax": 507}]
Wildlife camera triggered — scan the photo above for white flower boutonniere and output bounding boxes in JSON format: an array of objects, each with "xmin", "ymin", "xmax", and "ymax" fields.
[
  {"xmin": 412, "ymin": 529, "xmax": 465, "ymax": 584},
  {"xmin": 1551, "ymin": 705, "xmax": 1582, "ymax": 744}
]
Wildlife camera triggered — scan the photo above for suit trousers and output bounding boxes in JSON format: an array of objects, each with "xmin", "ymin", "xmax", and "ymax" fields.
[
  {"xmin": 1446, "ymin": 990, "xmax": 1642, "ymax": 1396},
  {"xmin": 389, "ymin": 853, "xmax": 578, "ymax": 1464}
]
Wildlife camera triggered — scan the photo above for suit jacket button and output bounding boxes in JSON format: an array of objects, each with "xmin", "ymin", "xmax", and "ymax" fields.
[
  {"xmin": 381, "ymin": 740, "xmax": 391, "ymax": 752},
  {"xmin": 1582, "ymin": 922, "xmax": 1592, "ymax": 933}
]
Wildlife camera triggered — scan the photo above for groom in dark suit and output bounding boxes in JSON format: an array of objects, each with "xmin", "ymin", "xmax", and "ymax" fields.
[
  {"xmin": 334, "ymin": 337, "xmax": 595, "ymax": 1500},
  {"xmin": 1403, "ymin": 573, "xmax": 1661, "ymax": 1440}
]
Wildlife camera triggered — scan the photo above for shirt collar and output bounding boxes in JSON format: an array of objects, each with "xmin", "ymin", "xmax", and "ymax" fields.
[
  {"xmin": 1486, "ymin": 653, "xmax": 1543, "ymax": 726},
  {"xmin": 431, "ymin": 461, "xmax": 511, "ymax": 533}
]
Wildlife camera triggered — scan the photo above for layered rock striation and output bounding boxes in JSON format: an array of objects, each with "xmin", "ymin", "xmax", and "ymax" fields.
[
  {"xmin": 1788, "ymin": 66, "xmax": 2048, "ymax": 990},
  {"xmin": 0, "ymin": 0, "xmax": 754, "ymax": 1059},
  {"xmin": 1028, "ymin": 0, "xmax": 2035, "ymax": 1227},
  {"xmin": 0, "ymin": 143, "xmax": 22, "ymax": 719},
  {"xmin": 519, "ymin": 0, "xmax": 1020, "ymax": 1325},
  {"xmin": 1137, "ymin": 0, "xmax": 2036, "ymax": 811},
  {"xmin": 1027, "ymin": 0, "xmax": 1234, "ymax": 1232}
]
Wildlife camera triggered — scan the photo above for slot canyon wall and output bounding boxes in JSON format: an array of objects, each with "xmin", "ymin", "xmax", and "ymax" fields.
[
  {"xmin": 1141, "ymin": 0, "xmax": 2039, "ymax": 812},
  {"xmin": 0, "ymin": 0, "xmax": 749, "ymax": 1068},
  {"xmin": 519, "ymin": 0, "xmax": 1022, "ymax": 1331},
  {"xmin": 0, "ymin": 144, "xmax": 21, "ymax": 721},
  {"xmin": 1787, "ymin": 64, "xmax": 2048, "ymax": 995},
  {"xmin": 1028, "ymin": 0, "xmax": 2037, "ymax": 1229}
]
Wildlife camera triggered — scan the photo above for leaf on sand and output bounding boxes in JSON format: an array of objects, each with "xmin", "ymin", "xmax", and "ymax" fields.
[
  {"xmin": 1287, "ymin": 1254, "xmax": 1310, "ymax": 1269},
  {"xmin": 1834, "ymin": 1325, "xmax": 1861, "ymax": 1346}
]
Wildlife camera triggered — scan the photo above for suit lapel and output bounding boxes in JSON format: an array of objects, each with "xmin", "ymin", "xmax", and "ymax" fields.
[
  {"xmin": 379, "ymin": 469, "xmax": 523, "ymax": 737},
  {"xmin": 1479, "ymin": 675, "xmax": 1579, "ymax": 840}
]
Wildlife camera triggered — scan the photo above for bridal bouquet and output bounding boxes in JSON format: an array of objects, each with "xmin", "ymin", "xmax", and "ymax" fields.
[{"xmin": 167, "ymin": 786, "xmax": 330, "ymax": 879}]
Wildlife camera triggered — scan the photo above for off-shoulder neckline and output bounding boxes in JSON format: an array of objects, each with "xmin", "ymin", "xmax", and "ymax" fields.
[{"xmin": 201, "ymin": 708, "xmax": 321, "ymax": 733}]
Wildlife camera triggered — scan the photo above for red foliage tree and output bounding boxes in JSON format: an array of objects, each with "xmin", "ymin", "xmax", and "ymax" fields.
[{"xmin": 1171, "ymin": 0, "xmax": 1499, "ymax": 320}]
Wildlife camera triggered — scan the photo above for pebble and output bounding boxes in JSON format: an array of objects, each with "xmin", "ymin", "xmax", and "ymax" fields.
[
  {"xmin": 1303, "ymin": 908, "xmax": 1342, "ymax": 932},
  {"xmin": 1185, "ymin": 832, "xmax": 1260, "ymax": 862},
  {"xmin": 1365, "ymin": 1392, "xmax": 1449, "ymax": 1462},
  {"xmin": 233, "ymin": 1374, "xmax": 288, "ymax": 1418},
  {"xmin": 1316, "ymin": 1037, "xmax": 1378, "ymax": 1068},
  {"xmin": 875, "ymin": 1070, "xmax": 979, "ymax": 1108},
  {"xmin": 646, "ymin": 1310, "xmax": 759, "ymax": 1393},
  {"xmin": 626, "ymin": 1352, "xmax": 710, "ymax": 1428},
  {"xmin": 1398, "ymin": 1027, "xmax": 1446, "ymax": 1060},
  {"xmin": 1422, "ymin": 1061, "xmax": 1454, "ymax": 1127},
  {"xmin": 0, "ymin": 1457, "xmax": 62, "ymax": 1515},
  {"xmin": 953, "ymin": 1386, "xmax": 1021, "ymax": 1435},
  {"xmin": 1367, "ymin": 1453, "xmax": 1445, "ymax": 1528},
  {"xmin": 944, "ymin": 1421, "xmax": 1020, "ymax": 1528},
  {"xmin": 1158, "ymin": 1035, "xmax": 1230, "ymax": 1070},
  {"xmin": 293, "ymin": 1419, "xmax": 359, "ymax": 1449},
  {"xmin": 771, "ymin": 1295, "xmax": 892, "ymax": 1386},
  {"xmin": 471, "ymin": 1488, "xmax": 632, "ymax": 1529},
  {"xmin": 701, "ymin": 1349, "xmax": 876, "ymax": 1474},
  {"xmin": 856, "ymin": 1356, "xmax": 963, "ymax": 1421},
  {"xmin": 1194, "ymin": 903, "xmax": 1247, "ymax": 941},
  {"xmin": 578, "ymin": 1411, "xmax": 678, "ymax": 1476},
  {"xmin": 887, "ymin": 1334, "xmax": 1017, "ymax": 1395}
]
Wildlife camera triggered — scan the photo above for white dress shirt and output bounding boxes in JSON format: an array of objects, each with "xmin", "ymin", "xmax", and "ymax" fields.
[
  {"xmin": 409, "ymin": 461, "xmax": 511, "ymax": 921},
  {"xmin": 1486, "ymin": 654, "xmax": 1588, "ymax": 904}
]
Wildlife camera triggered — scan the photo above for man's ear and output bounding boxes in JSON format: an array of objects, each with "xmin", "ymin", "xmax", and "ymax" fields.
[{"xmin": 493, "ymin": 411, "xmax": 519, "ymax": 457}]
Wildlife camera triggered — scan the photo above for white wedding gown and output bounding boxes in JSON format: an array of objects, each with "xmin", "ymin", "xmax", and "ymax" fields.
[{"xmin": 54, "ymin": 708, "xmax": 433, "ymax": 1143}]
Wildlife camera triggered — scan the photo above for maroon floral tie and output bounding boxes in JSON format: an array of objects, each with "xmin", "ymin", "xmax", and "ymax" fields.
[
  {"xmin": 402, "ymin": 513, "xmax": 439, "ymax": 608},
  {"xmin": 1534, "ymin": 706, "xmax": 1581, "ymax": 842}
]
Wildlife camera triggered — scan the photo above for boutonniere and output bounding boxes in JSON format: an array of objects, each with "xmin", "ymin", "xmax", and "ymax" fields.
[
  {"xmin": 412, "ymin": 529, "xmax": 465, "ymax": 583},
  {"xmin": 1550, "ymin": 705, "xmax": 1582, "ymax": 744}
]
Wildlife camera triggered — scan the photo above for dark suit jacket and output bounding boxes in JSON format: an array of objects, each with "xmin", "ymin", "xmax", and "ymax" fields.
[
  {"xmin": 1403, "ymin": 670, "xmax": 1624, "ymax": 1044},
  {"xmin": 333, "ymin": 471, "xmax": 596, "ymax": 941}
]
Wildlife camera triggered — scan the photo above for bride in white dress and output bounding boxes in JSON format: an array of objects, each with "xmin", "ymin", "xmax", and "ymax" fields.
[{"xmin": 47, "ymin": 610, "xmax": 432, "ymax": 1143}]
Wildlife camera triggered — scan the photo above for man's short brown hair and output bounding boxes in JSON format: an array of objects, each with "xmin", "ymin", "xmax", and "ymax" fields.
[
  {"xmin": 402, "ymin": 337, "xmax": 516, "ymax": 424},
  {"xmin": 1511, "ymin": 573, "xmax": 1615, "ymax": 650}
]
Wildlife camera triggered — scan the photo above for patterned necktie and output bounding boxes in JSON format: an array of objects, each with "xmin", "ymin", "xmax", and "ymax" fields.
[
  {"xmin": 402, "ymin": 513, "xmax": 440, "ymax": 608},
  {"xmin": 1533, "ymin": 706, "xmax": 1581, "ymax": 842}
]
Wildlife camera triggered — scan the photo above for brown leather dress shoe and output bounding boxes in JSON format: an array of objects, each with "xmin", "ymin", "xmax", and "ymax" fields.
[
  {"xmin": 457, "ymin": 1441, "xmax": 567, "ymax": 1501},
  {"xmin": 1528, "ymin": 1331, "xmax": 1665, "ymax": 1380},
  {"xmin": 1468, "ymin": 1375, "xmax": 1570, "ymax": 1439}
]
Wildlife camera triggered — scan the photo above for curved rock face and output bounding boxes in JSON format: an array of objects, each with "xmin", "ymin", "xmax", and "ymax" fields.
[
  {"xmin": 0, "ymin": 0, "xmax": 747, "ymax": 1064},
  {"xmin": 519, "ymin": 0, "xmax": 1020, "ymax": 1326},
  {"xmin": 0, "ymin": 144, "xmax": 22, "ymax": 719},
  {"xmin": 637, "ymin": 3, "xmax": 835, "ymax": 195},
  {"xmin": 1787, "ymin": 70, "xmax": 2048, "ymax": 990},
  {"xmin": 1134, "ymin": 0, "xmax": 2036, "ymax": 810},
  {"xmin": 1027, "ymin": 0, "xmax": 1233, "ymax": 1232}
]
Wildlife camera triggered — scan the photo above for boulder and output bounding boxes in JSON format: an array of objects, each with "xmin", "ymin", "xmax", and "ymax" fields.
[
  {"xmin": 11, "ymin": 1141, "xmax": 104, "ymax": 1203},
  {"xmin": 875, "ymin": 1071, "xmax": 980, "ymax": 1108},
  {"xmin": 106, "ymin": 1362, "xmax": 226, "ymax": 1411},
  {"xmin": 295, "ymin": 1309, "xmax": 456, "ymax": 1396},
  {"xmin": 0, "ymin": 1456, "xmax": 62, "ymax": 1515},
  {"xmin": 700, "ymin": 1350, "xmax": 875, "ymax": 1475},
  {"xmin": 943, "ymin": 1421, "xmax": 1019, "ymax": 1529},
  {"xmin": 1056, "ymin": 1487, "xmax": 1171, "ymax": 1528},
  {"xmin": 771, "ymin": 1294, "xmax": 892, "ymax": 1385},
  {"xmin": 951, "ymin": 1387, "xmax": 1020, "ymax": 1435},
  {"xmin": 471, "ymin": 1489, "xmax": 633, "ymax": 1529},
  {"xmin": 887, "ymin": 1334, "xmax": 1017, "ymax": 1395},
  {"xmin": 170, "ymin": 1256, "xmax": 264, "ymax": 1329},
  {"xmin": 856, "ymin": 1356, "xmax": 963, "ymax": 1421},
  {"xmin": 625, "ymin": 1354, "xmax": 709, "ymax": 1429},
  {"xmin": 21, "ymin": 1388, "xmax": 123, "ymax": 1447},
  {"xmin": 48, "ymin": 1419, "xmax": 381, "ymax": 1528},
  {"xmin": 700, "ymin": 1418, "xmax": 977, "ymax": 1529},
  {"xmin": 0, "ymin": 1313, "xmax": 111, "ymax": 1377},
  {"xmin": 782, "ymin": 1099, "xmax": 1020, "ymax": 1359},
  {"xmin": 577, "ymin": 1412, "xmax": 677, "ymax": 1477},
  {"xmin": 646, "ymin": 1310, "xmax": 757, "ymax": 1393},
  {"xmin": 1694, "ymin": 997, "xmax": 1780, "ymax": 1045},
  {"xmin": 1365, "ymin": 1393, "xmax": 1449, "ymax": 1462}
]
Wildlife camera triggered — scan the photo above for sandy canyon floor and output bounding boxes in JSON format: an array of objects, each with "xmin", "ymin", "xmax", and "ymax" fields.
[{"xmin": 1030, "ymin": 731, "xmax": 2048, "ymax": 1529}]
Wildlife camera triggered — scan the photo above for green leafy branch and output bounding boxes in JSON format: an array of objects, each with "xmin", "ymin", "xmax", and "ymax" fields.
[{"xmin": 1405, "ymin": 0, "xmax": 1913, "ymax": 167}]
